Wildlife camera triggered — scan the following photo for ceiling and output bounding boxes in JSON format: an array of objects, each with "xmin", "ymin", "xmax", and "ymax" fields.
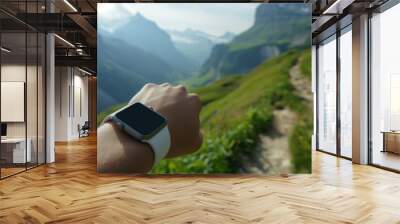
[
  {"xmin": 0, "ymin": 0, "xmax": 393, "ymax": 73},
  {"xmin": 309, "ymin": 0, "xmax": 390, "ymax": 42}
]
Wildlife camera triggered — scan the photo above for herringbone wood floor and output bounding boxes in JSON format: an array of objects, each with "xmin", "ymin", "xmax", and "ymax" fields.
[{"xmin": 0, "ymin": 135, "xmax": 400, "ymax": 224}]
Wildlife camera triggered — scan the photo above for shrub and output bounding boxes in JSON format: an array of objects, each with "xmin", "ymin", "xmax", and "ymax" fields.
[{"xmin": 152, "ymin": 102, "xmax": 273, "ymax": 174}]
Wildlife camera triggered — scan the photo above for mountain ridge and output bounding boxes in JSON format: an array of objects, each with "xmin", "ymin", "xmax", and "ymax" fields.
[
  {"xmin": 199, "ymin": 4, "xmax": 311, "ymax": 81},
  {"xmin": 97, "ymin": 33, "xmax": 178, "ymax": 111},
  {"xmin": 112, "ymin": 13, "xmax": 197, "ymax": 73},
  {"xmin": 167, "ymin": 29, "xmax": 235, "ymax": 67}
]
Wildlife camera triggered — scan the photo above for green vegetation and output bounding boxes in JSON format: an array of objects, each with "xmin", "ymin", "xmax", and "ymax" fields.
[
  {"xmin": 180, "ymin": 70, "xmax": 218, "ymax": 88},
  {"xmin": 299, "ymin": 49, "xmax": 311, "ymax": 80},
  {"xmin": 98, "ymin": 50, "xmax": 312, "ymax": 174},
  {"xmin": 289, "ymin": 111, "xmax": 312, "ymax": 173},
  {"xmin": 152, "ymin": 50, "xmax": 310, "ymax": 173},
  {"xmin": 288, "ymin": 49, "xmax": 312, "ymax": 173},
  {"xmin": 283, "ymin": 87, "xmax": 312, "ymax": 173},
  {"xmin": 198, "ymin": 51, "xmax": 298, "ymax": 129},
  {"xmin": 192, "ymin": 75, "xmax": 242, "ymax": 106},
  {"xmin": 153, "ymin": 103, "xmax": 273, "ymax": 173}
]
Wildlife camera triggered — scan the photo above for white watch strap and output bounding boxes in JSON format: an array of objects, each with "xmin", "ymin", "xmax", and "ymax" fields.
[{"xmin": 144, "ymin": 126, "xmax": 171, "ymax": 165}]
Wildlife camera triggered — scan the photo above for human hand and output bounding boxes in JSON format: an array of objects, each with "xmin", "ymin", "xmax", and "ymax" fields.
[{"xmin": 129, "ymin": 83, "xmax": 203, "ymax": 157}]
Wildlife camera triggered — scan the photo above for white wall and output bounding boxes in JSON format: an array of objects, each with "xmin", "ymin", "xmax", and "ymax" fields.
[
  {"xmin": 55, "ymin": 66, "xmax": 69, "ymax": 141},
  {"xmin": 1, "ymin": 65, "xmax": 39, "ymax": 137},
  {"xmin": 1, "ymin": 65, "xmax": 26, "ymax": 141},
  {"xmin": 55, "ymin": 67, "xmax": 89, "ymax": 141}
]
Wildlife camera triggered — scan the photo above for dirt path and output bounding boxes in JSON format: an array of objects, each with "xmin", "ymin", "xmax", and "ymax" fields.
[
  {"xmin": 241, "ymin": 108, "xmax": 296, "ymax": 174},
  {"xmin": 289, "ymin": 61, "xmax": 313, "ymax": 103},
  {"xmin": 241, "ymin": 59, "xmax": 311, "ymax": 174}
]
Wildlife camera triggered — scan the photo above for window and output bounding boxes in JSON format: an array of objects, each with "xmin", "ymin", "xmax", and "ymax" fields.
[
  {"xmin": 339, "ymin": 26, "xmax": 352, "ymax": 158},
  {"xmin": 317, "ymin": 35, "xmax": 337, "ymax": 154},
  {"xmin": 370, "ymin": 3, "xmax": 400, "ymax": 171},
  {"xmin": 0, "ymin": 2, "xmax": 46, "ymax": 179}
]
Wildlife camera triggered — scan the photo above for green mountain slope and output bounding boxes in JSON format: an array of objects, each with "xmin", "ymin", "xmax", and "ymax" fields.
[
  {"xmin": 97, "ymin": 34, "xmax": 178, "ymax": 111},
  {"xmin": 153, "ymin": 50, "xmax": 311, "ymax": 174},
  {"xmin": 112, "ymin": 13, "xmax": 197, "ymax": 74},
  {"xmin": 98, "ymin": 50, "xmax": 312, "ymax": 174},
  {"xmin": 198, "ymin": 51, "xmax": 297, "ymax": 129},
  {"xmin": 199, "ymin": 4, "xmax": 311, "ymax": 82},
  {"xmin": 231, "ymin": 4, "xmax": 311, "ymax": 50}
]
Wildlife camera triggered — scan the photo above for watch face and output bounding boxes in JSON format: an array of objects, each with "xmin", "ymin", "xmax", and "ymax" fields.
[{"xmin": 115, "ymin": 102, "xmax": 166, "ymax": 137}]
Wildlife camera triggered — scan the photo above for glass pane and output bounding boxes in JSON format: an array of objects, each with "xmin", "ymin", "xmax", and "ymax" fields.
[
  {"xmin": 371, "ymin": 4, "xmax": 400, "ymax": 171},
  {"xmin": 1, "ymin": 31, "xmax": 27, "ymax": 177},
  {"xmin": 339, "ymin": 28, "xmax": 352, "ymax": 158},
  {"xmin": 27, "ymin": 31, "xmax": 38, "ymax": 169},
  {"xmin": 317, "ymin": 35, "xmax": 337, "ymax": 154}
]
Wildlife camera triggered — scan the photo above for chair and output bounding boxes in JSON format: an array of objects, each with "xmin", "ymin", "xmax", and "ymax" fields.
[{"xmin": 78, "ymin": 121, "xmax": 90, "ymax": 138}]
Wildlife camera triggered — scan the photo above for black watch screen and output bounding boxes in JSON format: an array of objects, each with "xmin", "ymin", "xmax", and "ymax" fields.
[{"xmin": 114, "ymin": 102, "xmax": 167, "ymax": 137}]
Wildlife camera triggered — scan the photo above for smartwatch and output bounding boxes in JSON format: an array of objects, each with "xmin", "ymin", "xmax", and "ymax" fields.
[{"xmin": 103, "ymin": 102, "xmax": 171, "ymax": 166}]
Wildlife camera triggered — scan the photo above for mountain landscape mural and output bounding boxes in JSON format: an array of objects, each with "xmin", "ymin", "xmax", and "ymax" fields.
[{"xmin": 98, "ymin": 3, "xmax": 312, "ymax": 174}]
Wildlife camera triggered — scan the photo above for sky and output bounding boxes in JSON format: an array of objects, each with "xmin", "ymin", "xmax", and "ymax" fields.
[{"xmin": 98, "ymin": 3, "xmax": 259, "ymax": 37}]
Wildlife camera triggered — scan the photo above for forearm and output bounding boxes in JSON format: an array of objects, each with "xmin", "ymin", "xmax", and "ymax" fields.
[{"xmin": 97, "ymin": 122, "xmax": 154, "ymax": 173}]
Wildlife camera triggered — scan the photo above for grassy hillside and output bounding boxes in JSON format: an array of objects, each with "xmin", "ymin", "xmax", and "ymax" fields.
[
  {"xmin": 153, "ymin": 50, "xmax": 308, "ymax": 173},
  {"xmin": 198, "ymin": 51, "xmax": 298, "ymax": 130},
  {"xmin": 193, "ymin": 75, "xmax": 242, "ymax": 107}
]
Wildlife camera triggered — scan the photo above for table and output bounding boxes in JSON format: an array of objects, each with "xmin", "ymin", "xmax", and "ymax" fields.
[
  {"xmin": 1, "ymin": 138, "xmax": 31, "ymax": 164},
  {"xmin": 381, "ymin": 131, "xmax": 400, "ymax": 154}
]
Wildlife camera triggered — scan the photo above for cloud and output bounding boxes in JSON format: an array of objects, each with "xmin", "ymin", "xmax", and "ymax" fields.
[{"xmin": 98, "ymin": 3, "xmax": 259, "ymax": 36}]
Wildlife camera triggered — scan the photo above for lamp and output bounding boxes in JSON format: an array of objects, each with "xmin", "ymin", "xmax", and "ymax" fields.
[
  {"xmin": 78, "ymin": 67, "xmax": 93, "ymax": 76},
  {"xmin": 63, "ymin": 0, "xmax": 78, "ymax": 12},
  {"xmin": 1, "ymin": 47, "xmax": 11, "ymax": 53},
  {"xmin": 322, "ymin": 0, "xmax": 354, "ymax": 15},
  {"xmin": 54, "ymin": 34, "xmax": 75, "ymax": 48}
]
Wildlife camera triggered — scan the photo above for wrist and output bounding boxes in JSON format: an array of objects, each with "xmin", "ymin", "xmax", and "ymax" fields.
[
  {"xmin": 97, "ymin": 122, "xmax": 155, "ymax": 173},
  {"xmin": 102, "ymin": 102, "xmax": 171, "ymax": 165}
]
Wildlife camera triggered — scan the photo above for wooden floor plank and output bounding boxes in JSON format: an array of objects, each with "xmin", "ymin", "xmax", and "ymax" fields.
[{"xmin": 0, "ymin": 135, "xmax": 399, "ymax": 223}]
